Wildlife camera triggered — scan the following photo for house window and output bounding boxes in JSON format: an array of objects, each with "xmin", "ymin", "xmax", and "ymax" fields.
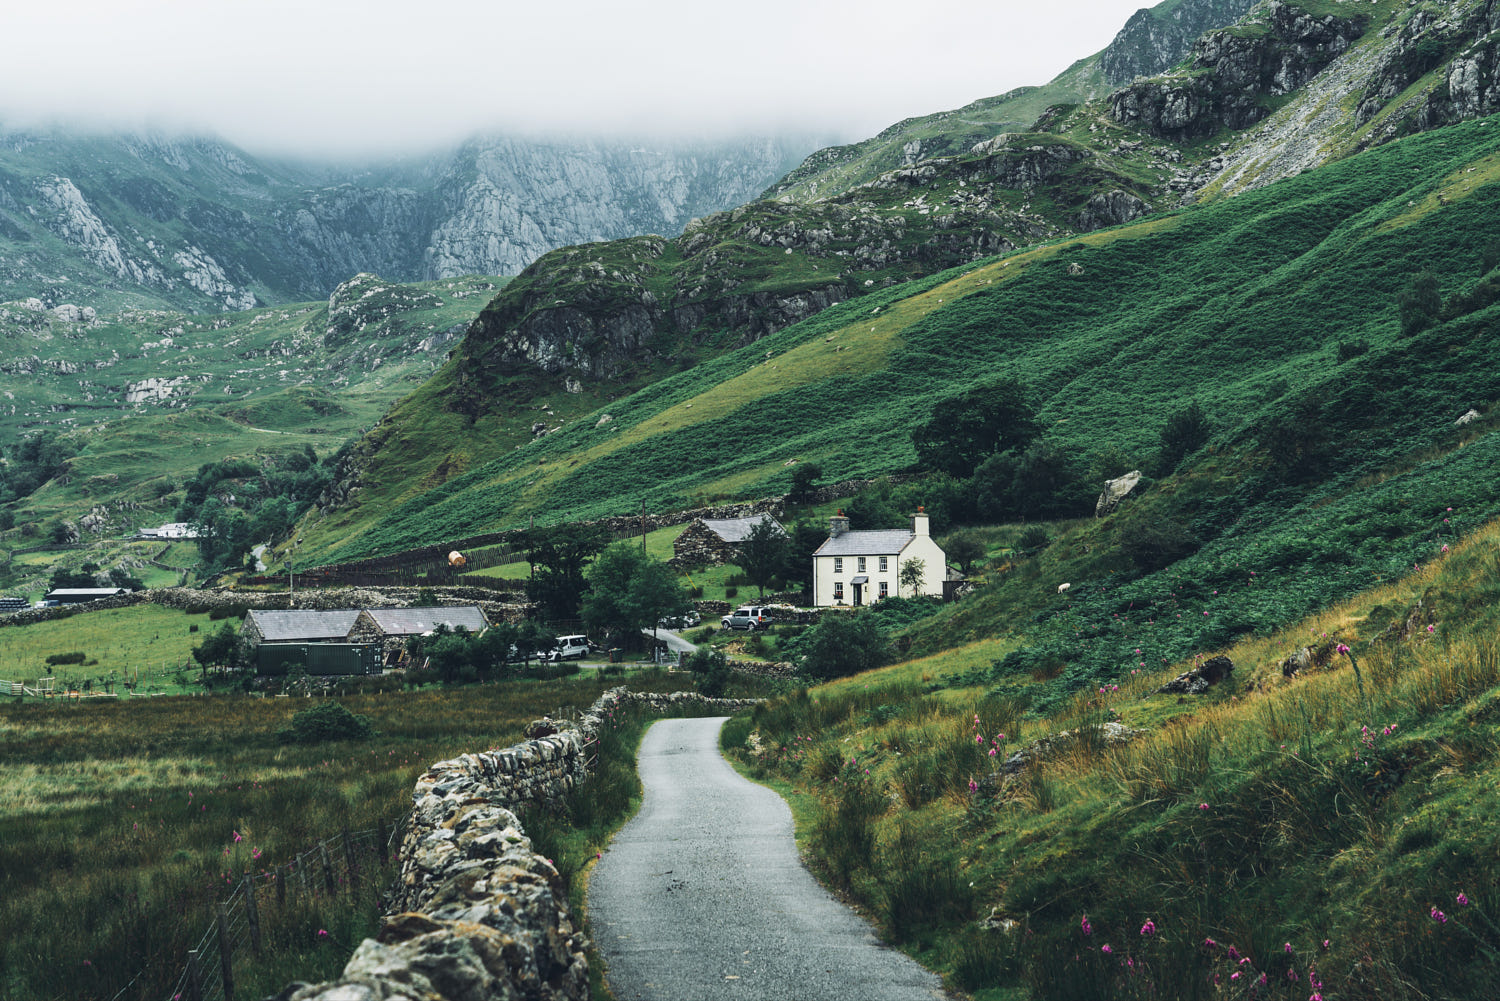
[
  {"xmin": 879, "ymin": 556, "xmax": 888, "ymax": 572},
  {"xmin": 834, "ymin": 557, "xmax": 843, "ymax": 573},
  {"xmin": 857, "ymin": 556, "xmax": 866, "ymax": 572},
  {"xmin": 833, "ymin": 581, "xmax": 844, "ymax": 602},
  {"xmin": 879, "ymin": 581, "xmax": 888, "ymax": 599}
]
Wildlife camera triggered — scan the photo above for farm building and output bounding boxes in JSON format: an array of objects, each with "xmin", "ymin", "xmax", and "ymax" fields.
[
  {"xmin": 243, "ymin": 606, "xmax": 491, "ymax": 673},
  {"xmin": 44, "ymin": 587, "xmax": 132, "ymax": 605},
  {"xmin": 671, "ymin": 514, "xmax": 786, "ymax": 567}
]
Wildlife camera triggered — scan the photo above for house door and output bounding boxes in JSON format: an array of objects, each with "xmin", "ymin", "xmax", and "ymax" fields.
[{"xmin": 852, "ymin": 583, "xmax": 863, "ymax": 606}]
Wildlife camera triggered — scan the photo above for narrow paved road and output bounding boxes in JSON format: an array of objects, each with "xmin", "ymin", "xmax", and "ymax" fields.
[{"xmin": 588, "ymin": 717, "xmax": 948, "ymax": 1001}]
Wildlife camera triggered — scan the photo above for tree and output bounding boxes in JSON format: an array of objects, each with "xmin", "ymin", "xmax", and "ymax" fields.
[
  {"xmin": 521, "ymin": 524, "xmax": 613, "ymax": 620},
  {"xmin": 944, "ymin": 532, "xmax": 986, "ymax": 574},
  {"xmin": 581, "ymin": 543, "xmax": 690, "ymax": 649},
  {"xmin": 738, "ymin": 516, "xmax": 789, "ymax": 599},
  {"xmin": 784, "ymin": 519, "xmax": 830, "ymax": 591},
  {"xmin": 192, "ymin": 621, "xmax": 240, "ymax": 672},
  {"xmin": 898, "ymin": 558, "xmax": 927, "ymax": 598},
  {"xmin": 801, "ymin": 611, "xmax": 891, "ymax": 680},
  {"xmin": 911, "ymin": 375, "xmax": 1040, "ymax": 477},
  {"xmin": 684, "ymin": 646, "xmax": 732, "ymax": 697},
  {"xmin": 1398, "ymin": 271, "xmax": 1442, "ymax": 336},
  {"xmin": 1155, "ymin": 399, "xmax": 1212, "ymax": 476},
  {"xmin": 972, "ymin": 441, "xmax": 1087, "ymax": 522},
  {"xmin": 788, "ymin": 462, "xmax": 822, "ymax": 502}
]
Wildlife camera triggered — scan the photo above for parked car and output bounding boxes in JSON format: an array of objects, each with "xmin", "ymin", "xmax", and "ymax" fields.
[
  {"xmin": 657, "ymin": 610, "xmax": 702, "ymax": 629},
  {"xmin": 543, "ymin": 635, "xmax": 591, "ymax": 661},
  {"xmin": 721, "ymin": 606, "xmax": 772, "ymax": 630}
]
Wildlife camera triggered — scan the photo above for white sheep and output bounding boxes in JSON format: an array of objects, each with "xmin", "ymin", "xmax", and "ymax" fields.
[{"xmin": 1057, "ymin": 583, "xmax": 1071, "ymax": 594}]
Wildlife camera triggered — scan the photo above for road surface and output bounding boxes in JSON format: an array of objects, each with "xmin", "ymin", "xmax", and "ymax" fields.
[{"xmin": 588, "ymin": 716, "xmax": 948, "ymax": 1001}]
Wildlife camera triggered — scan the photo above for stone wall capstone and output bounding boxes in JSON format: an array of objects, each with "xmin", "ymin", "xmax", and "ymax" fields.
[{"xmin": 274, "ymin": 687, "xmax": 759, "ymax": 1001}]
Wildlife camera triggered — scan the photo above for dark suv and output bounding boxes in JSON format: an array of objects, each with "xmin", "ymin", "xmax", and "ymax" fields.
[{"xmin": 721, "ymin": 606, "xmax": 772, "ymax": 630}]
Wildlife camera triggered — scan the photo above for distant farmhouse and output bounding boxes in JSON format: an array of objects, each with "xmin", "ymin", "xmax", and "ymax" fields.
[
  {"xmin": 811, "ymin": 509, "xmax": 948, "ymax": 606},
  {"xmin": 139, "ymin": 522, "xmax": 199, "ymax": 539},
  {"xmin": 243, "ymin": 606, "xmax": 489, "ymax": 675},
  {"xmin": 671, "ymin": 514, "xmax": 786, "ymax": 567}
]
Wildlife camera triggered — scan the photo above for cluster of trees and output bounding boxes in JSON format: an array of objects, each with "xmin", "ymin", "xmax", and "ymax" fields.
[
  {"xmin": 50, "ymin": 563, "xmax": 144, "ymax": 591},
  {"xmin": 0, "ymin": 430, "xmax": 78, "ymax": 509},
  {"xmin": 892, "ymin": 376, "xmax": 1214, "ymax": 534},
  {"xmin": 176, "ymin": 447, "xmax": 333, "ymax": 570},
  {"xmin": 404, "ymin": 621, "xmax": 562, "ymax": 683}
]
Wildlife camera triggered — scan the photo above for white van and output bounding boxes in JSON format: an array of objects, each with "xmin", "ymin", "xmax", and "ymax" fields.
[{"xmin": 545, "ymin": 635, "xmax": 591, "ymax": 661}]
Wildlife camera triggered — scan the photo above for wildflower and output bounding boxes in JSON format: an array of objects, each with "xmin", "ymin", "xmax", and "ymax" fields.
[
  {"xmin": 317, "ymin": 929, "xmax": 329, "ymax": 938},
  {"xmin": 1203, "ymin": 937, "xmax": 1217, "ymax": 948},
  {"xmin": 976, "ymin": 735, "xmax": 984, "ymax": 744},
  {"xmin": 1431, "ymin": 907, "xmax": 1447, "ymax": 924},
  {"xmin": 988, "ymin": 748, "xmax": 997, "ymax": 757},
  {"xmin": 1199, "ymin": 802, "xmax": 1209, "ymax": 810},
  {"xmin": 1288, "ymin": 968, "xmax": 1299, "ymax": 981},
  {"xmin": 967, "ymin": 778, "xmax": 978, "ymax": 793},
  {"xmin": 1231, "ymin": 971, "xmax": 1241, "ymax": 981},
  {"xmin": 1322, "ymin": 939, "xmax": 1331, "ymax": 950},
  {"xmin": 1081, "ymin": 914, "xmax": 1093, "ymax": 936},
  {"xmin": 1427, "ymin": 624, "xmax": 1435, "ymax": 633},
  {"xmin": 1102, "ymin": 944, "xmax": 1113, "ymax": 954},
  {"xmin": 233, "ymin": 831, "xmax": 243, "ymax": 843},
  {"xmin": 1140, "ymin": 919, "xmax": 1157, "ymax": 936},
  {"xmin": 1336, "ymin": 643, "xmax": 1351, "ymax": 655},
  {"xmin": 1458, "ymin": 893, "xmax": 1470, "ymax": 906}
]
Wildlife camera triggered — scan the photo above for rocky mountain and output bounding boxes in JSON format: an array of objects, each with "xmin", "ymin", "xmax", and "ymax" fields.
[
  {"xmin": 0, "ymin": 128, "xmax": 819, "ymax": 315},
  {"xmin": 302, "ymin": 0, "xmax": 1500, "ymax": 559}
]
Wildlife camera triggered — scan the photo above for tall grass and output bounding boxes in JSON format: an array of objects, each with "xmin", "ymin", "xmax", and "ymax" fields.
[
  {"xmin": 0, "ymin": 673, "xmax": 691, "ymax": 1001},
  {"xmin": 732, "ymin": 516, "xmax": 1500, "ymax": 998}
]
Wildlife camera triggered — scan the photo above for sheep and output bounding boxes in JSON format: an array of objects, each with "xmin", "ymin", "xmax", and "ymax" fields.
[{"xmin": 1057, "ymin": 582, "xmax": 1071, "ymax": 594}]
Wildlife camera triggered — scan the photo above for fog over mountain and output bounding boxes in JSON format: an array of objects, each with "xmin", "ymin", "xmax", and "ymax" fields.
[{"xmin": 0, "ymin": 0, "xmax": 1148, "ymax": 157}]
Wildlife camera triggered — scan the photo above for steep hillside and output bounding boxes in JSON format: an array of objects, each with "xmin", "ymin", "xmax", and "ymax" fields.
[
  {"xmin": 0, "ymin": 128, "xmax": 817, "ymax": 313},
  {"xmin": 303, "ymin": 114, "xmax": 1500, "ymax": 584}
]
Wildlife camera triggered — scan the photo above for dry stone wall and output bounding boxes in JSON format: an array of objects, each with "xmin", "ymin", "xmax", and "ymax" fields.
[{"xmin": 274, "ymin": 687, "xmax": 758, "ymax": 1001}]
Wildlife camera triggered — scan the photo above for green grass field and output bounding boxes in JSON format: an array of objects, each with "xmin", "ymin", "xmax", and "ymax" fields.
[{"xmin": 0, "ymin": 670, "xmax": 698, "ymax": 1001}]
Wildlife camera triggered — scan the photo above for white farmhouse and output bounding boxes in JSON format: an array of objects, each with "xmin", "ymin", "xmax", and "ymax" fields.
[{"xmin": 812, "ymin": 508, "xmax": 947, "ymax": 606}]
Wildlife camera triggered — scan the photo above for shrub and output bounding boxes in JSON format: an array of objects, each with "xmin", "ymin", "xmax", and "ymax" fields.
[
  {"xmin": 1119, "ymin": 515, "xmax": 1200, "ymax": 572},
  {"xmin": 44, "ymin": 652, "xmax": 86, "ymax": 666},
  {"xmin": 800, "ymin": 611, "xmax": 891, "ymax": 680},
  {"xmin": 276, "ymin": 701, "xmax": 374, "ymax": 744}
]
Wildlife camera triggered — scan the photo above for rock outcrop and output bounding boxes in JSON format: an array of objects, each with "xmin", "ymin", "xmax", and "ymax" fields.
[
  {"xmin": 1111, "ymin": 1, "xmax": 1366, "ymax": 141},
  {"xmin": 1095, "ymin": 469, "xmax": 1144, "ymax": 517},
  {"xmin": 1099, "ymin": 0, "xmax": 1262, "ymax": 85},
  {"xmin": 1154, "ymin": 655, "xmax": 1235, "ymax": 695}
]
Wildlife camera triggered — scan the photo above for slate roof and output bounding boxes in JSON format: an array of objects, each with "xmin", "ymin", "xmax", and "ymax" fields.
[
  {"xmin": 701, "ymin": 515, "xmax": 785, "ymax": 544},
  {"xmin": 247, "ymin": 609, "xmax": 361, "ymax": 642},
  {"xmin": 364, "ymin": 606, "xmax": 488, "ymax": 636},
  {"xmin": 813, "ymin": 529, "xmax": 914, "ymax": 557}
]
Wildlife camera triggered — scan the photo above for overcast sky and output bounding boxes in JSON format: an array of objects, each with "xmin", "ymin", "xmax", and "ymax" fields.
[{"xmin": 1, "ymin": 0, "xmax": 1150, "ymax": 157}]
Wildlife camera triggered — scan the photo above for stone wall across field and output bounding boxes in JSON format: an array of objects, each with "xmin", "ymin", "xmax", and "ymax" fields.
[{"xmin": 273, "ymin": 687, "xmax": 759, "ymax": 1001}]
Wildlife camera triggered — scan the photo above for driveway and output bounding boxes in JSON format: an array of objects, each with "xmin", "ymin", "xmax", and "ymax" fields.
[{"xmin": 587, "ymin": 716, "xmax": 949, "ymax": 1001}]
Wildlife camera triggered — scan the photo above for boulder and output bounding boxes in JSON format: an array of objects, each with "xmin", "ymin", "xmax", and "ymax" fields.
[
  {"xmin": 1457, "ymin": 409, "xmax": 1481, "ymax": 426},
  {"xmin": 1096, "ymin": 469, "xmax": 1144, "ymax": 517},
  {"xmin": 1154, "ymin": 655, "xmax": 1234, "ymax": 695}
]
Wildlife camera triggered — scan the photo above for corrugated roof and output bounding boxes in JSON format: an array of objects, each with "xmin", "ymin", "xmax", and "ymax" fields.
[
  {"xmin": 814, "ymin": 529, "xmax": 914, "ymax": 557},
  {"xmin": 248, "ymin": 609, "xmax": 361, "ymax": 642},
  {"xmin": 364, "ymin": 606, "xmax": 488, "ymax": 636},
  {"xmin": 701, "ymin": 515, "xmax": 785, "ymax": 544}
]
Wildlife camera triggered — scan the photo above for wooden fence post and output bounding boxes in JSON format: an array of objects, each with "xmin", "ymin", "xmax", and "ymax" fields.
[
  {"xmin": 186, "ymin": 949, "xmax": 204, "ymax": 1001},
  {"xmin": 343, "ymin": 827, "xmax": 359, "ymax": 891},
  {"xmin": 243, "ymin": 876, "xmax": 262, "ymax": 956},
  {"xmin": 320, "ymin": 841, "xmax": 336, "ymax": 895},
  {"xmin": 299, "ymin": 854, "xmax": 310, "ymax": 896},
  {"xmin": 216, "ymin": 902, "xmax": 235, "ymax": 1001}
]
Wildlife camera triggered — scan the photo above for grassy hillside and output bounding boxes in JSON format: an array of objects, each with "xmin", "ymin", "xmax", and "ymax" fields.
[
  {"xmin": 727, "ymin": 509, "xmax": 1500, "ymax": 999},
  {"xmin": 0, "ymin": 274, "xmax": 498, "ymax": 593},
  {"xmin": 308, "ymin": 115, "xmax": 1500, "ymax": 570}
]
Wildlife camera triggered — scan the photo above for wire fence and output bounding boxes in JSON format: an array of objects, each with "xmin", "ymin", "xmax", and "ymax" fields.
[{"xmin": 161, "ymin": 818, "xmax": 404, "ymax": 1001}]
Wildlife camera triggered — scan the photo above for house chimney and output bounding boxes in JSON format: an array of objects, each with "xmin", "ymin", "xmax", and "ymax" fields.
[
  {"xmin": 829, "ymin": 510, "xmax": 850, "ymax": 538},
  {"xmin": 912, "ymin": 507, "xmax": 929, "ymax": 536}
]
